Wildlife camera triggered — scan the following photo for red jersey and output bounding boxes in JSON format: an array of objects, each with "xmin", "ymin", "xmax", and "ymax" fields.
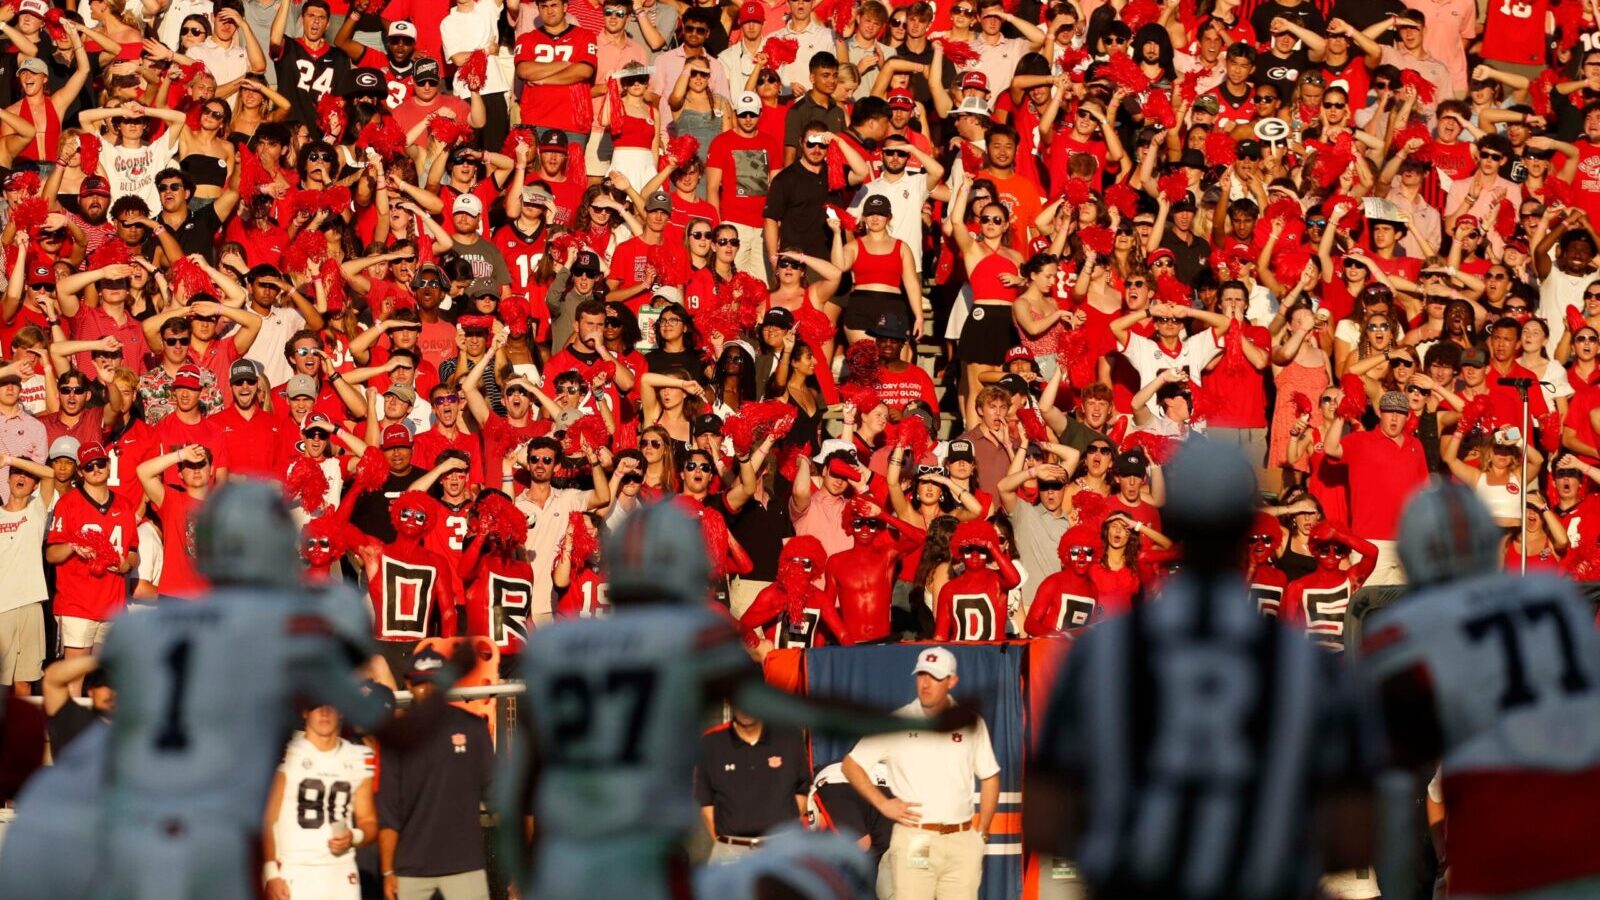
[
  {"xmin": 933, "ymin": 570, "xmax": 1009, "ymax": 642},
  {"xmin": 367, "ymin": 543, "xmax": 458, "ymax": 643},
  {"xmin": 1573, "ymin": 141, "xmax": 1600, "ymax": 225},
  {"xmin": 467, "ymin": 555, "xmax": 537, "ymax": 654},
  {"xmin": 48, "ymin": 487, "xmax": 139, "ymax": 621},
  {"xmin": 1481, "ymin": 0, "xmax": 1548, "ymax": 65},
  {"xmin": 155, "ymin": 490, "xmax": 207, "ymax": 599},
  {"xmin": 555, "ymin": 567, "xmax": 610, "ymax": 619},
  {"xmin": 514, "ymin": 25, "xmax": 598, "ymax": 133},
  {"xmin": 1207, "ymin": 83, "xmax": 1255, "ymax": 130},
  {"xmin": 493, "ymin": 222, "xmax": 547, "ymax": 301}
]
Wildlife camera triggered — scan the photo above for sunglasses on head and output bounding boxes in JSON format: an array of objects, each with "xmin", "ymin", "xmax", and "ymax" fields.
[{"xmin": 604, "ymin": 5, "xmax": 629, "ymax": 13}]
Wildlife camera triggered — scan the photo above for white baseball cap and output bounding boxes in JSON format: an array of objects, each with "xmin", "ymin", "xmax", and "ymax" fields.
[
  {"xmin": 733, "ymin": 91, "xmax": 761, "ymax": 115},
  {"xmin": 386, "ymin": 20, "xmax": 419, "ymax": 38},
  {"xmin": 954, "ymin": 96, "xmax": 991, "ymax": 118},
  {"xmin": 452, "ymin": 193, "xmax": 484, "ymax": 218},
  {"xmin": 913, "ymin": 647, "xmax": 957, "ymax": 680}
]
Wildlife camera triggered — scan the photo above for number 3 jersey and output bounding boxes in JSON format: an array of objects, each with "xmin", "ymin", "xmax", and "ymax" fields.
[
  {"xmin": 515, "ymin": 605, "xmax": 751, "ymax": 841},
  {"xmin": 274, "ymin": 734, "xmax": 374, "ymax": 867},
  {"xmin": 1361, "ymin": 572, "xmax": 1600, "ymax": 896}
]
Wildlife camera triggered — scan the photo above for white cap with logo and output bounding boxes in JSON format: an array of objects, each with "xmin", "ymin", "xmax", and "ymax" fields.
[
  {"xmin": 734, "ymin": 91, "xmax": 762, "ymax": 115},
  {"xmin": 913, "ymin": 646, "xmax": 957, "ymax": 680}
]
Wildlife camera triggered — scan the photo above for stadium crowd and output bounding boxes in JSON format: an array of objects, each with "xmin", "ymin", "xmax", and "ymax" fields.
[{"xmin": 1, "ymin": 0, "xmax": 1599, "ymax": 891}]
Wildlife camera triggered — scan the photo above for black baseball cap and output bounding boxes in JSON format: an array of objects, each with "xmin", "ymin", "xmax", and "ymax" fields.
[
  {"xmin": 1113, "ymin": 450, "xmax": 1148, "ymax": 477},
  {"xmin": 761, "ymin": 307, "xmax": 795, "ymax": 329},
  {"xmin": 945, "ymin": 439, "xmax": 976, "ymax": 464},
  {"xmin": 539, "ymin": 129, "xmax": 569, "ymax": 148},
  {"xmin": 691, "ymin": 413, "xmax": 723, "ymax": 436},
  {"xmin": 571, "ymin": 250, "xmax": 602, "ymax": 276},
  {"xmin": 413, "ymin": 57, "xmax": 442, "ymax": 83},
  {"xmin": 996, "ymin": 373, "xmax": 1030, "ymax": 395},
  {"xmin": 351, "ymin": 67, "xmax": 385, "ymax": 96},
  {"xmin": 868, "ymin": 311, "xmax": 911, "ymax": 342}
]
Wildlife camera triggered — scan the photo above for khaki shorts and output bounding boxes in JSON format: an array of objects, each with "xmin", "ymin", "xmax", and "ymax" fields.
[
  {"xmin": 57, "ymin": 615, "xmax": 112, "ymax": 651},
  {"xmin": 0, "ymin": 604, "xmax": 45, "ymax": 684}
]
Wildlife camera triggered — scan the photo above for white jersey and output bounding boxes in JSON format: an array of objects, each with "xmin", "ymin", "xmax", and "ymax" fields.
[
  {"xmin": 99, "ymin": 584, "xmax": 377, "ymax": 833},
  {"xmin": 273, "ymin": 733, "xmax": 374, "ymax": 867},
  {"xmin": 1361, "ymin": 572, "xmax": 1600, "ymax": 896},
  {"xmin": 516, "ymin": 605, "xmax": 750, "ymax": 841}
]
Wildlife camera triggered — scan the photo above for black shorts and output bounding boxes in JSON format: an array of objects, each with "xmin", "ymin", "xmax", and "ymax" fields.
[
  {"xmin": 956, "ymin": 302, "xmax": 1017, "ymax": 365},
  {"xmin": 840, "ymin": 289, "xmax": 911, "ymax": 333}
]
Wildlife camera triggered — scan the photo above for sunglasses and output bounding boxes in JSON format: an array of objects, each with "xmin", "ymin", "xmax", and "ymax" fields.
[
  {"xmin": 1248, "ymin": 534, "xmax": 1275, "ymax": 545},
  {"xmin": 1578, "ymin": 335, "xmax": 1600, "ymax": 344},
  {"xmin": 916, "ymin": 464, "xmax": 947, "ymax": 476},
  {"xmin": 182, "ymin": 26, "xmax": 206, "ymax": 35},
  {"xmin": 529, "ymin": 454, "xmax": 556, "ymax": 464},
  {"xmin": 736, "ymin": 110, "xmax": 760, "ymax": 119},
  {"xmin": 1086, "ymin": 445, "xmax": 1112, "ymax": 456},
  {"xmin": 1314, "ymin": 543, "xmax": 1351, "ymax": 557},
  {"xmin": 603, "ymin": 6, "xmax": 629, "ymax": 13},
  {"xmin": 757, "ymin": 73, "xmax": 781, "ymax": 84},
  {"xmin": 1506, "ymin": 305, "xmax": 1529, "ymax": 313},
  {"xmin": 119, "ymin": 219, "xmax": 148, "ymax": 229},
  {"xmin": 165, "ymin": 336, "xmax": 191, "ymax": 347},
  {"xmin": 1372, "ymin": 81, "xmax": 1393, "ymax": 89},
  {"xmin": 951, "ymin": 6, "xmax": 973, "ymax": 13},
  {"xmin": 398, "ymin": 509, "xmax": 428, "ymax": 523},
  {"xmin": 415, "ymin": 77, "xmax": 440, "ymax": 87},
  {"xmin": 505, "ymin": 386, "xmax": 532, "ymax": 397},
  {"xmin": 890, "ymin": 17, "xmax": 905, "ymax": 25},
  {"xmin": 1406, "ymin": 385, "xmax": 1428, "ymax": 395},
  {"xmin": 687, "ymin": 69, "xmax": 710, "ymax": 78},
  {"xmin": 1254, "ymin": 94, "xmax": 1276, "ymax": 102},
  {"xmin": 852, "ymin": 518, "xmax": 886, "ymax": 529},
  {"xmin": 82, "ymin": 459, "xmax": 111, "ymax": 473},
  {"xmin": 557, "ymin": 385, "xmax": 582, "ymax": 395},
  {"xmin": 776, "ymin": 257, "xmax": 804, "ymax": 269},
  {"xmin": 979, "ymin": 214, "xmax": 1006, "ymax": 225},
  {"xmin": 804, "ymin": 137, "xmax": 829, "ymax": 148},
  {"xmin": 683, "ymin": 24, "xmax": 710, "ymax": 34},
  {"xmin": 882, "ymin": 148, "xmax": 910, "ymax": 158},
  {"xmin": 434, "ymin": 393, "xmax": 460, "ymax": 404},
  {"xmin": 1322, "ymin": 101, "xmax": 1346, "ymax": 110},
  {"xmin": 304, "ymin": 537, "xmax": 332, "ymax": 550},
  {"xmin": 1392, "ymin": 358, "xmax": 1415, "ymax": 367},
  {"xmin": 1127, "ymin": 279, "xmax": 1148, "ymax": 288},
  {"xmin": 689, "ymin": 230, "xmax": 712, "ymax": 239},
  {"xmin": 605, "ymin": 316, "xmax": 624, "ymax": 327},
  {"xmin": 1152, "ymin": 315, "xmax": 1181, "ymax": 324},
  {"xmin": 1308, "ymin": 218, "xmax": 1327, "ymax": 227},
  {"xmin": 307, "ymin": 151, "xmax": 335, "ymax": 162},
  {"xmin": 1066, "ymin": 547, "xmax": 1094, "ymax": 560},
  {"xmin": 641, "ymin": 438, "xmax": 665, "ymax": 448},
  {"xmin": 1366, "ymin": 323, "xmax": 1391, "ymax": 332},
  {"xmin": 1104, "ymin": 34, "xmax": 1127, "ymax": 44},
  {"xmin": 683, "ymin": 461, "xmax": 715, "ymax": 473},
  {"xmin": 293, "ymin": 346, "xmax": 319, "ymax": 357},
  {"xmin": 60, "ymin": 385, "xmax": 90, "ymax": 395},
  {"xmin": 201, "ymin": 107, "xmax": 225, "ymax": 119}
]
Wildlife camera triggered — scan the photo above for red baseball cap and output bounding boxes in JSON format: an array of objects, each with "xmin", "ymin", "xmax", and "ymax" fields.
[
  {"xmin": 738, "ymin": 0, "xmax": 763, "ymax": 24},
  {"xmin": 78, "ymin": 442, "xmax": 109, "ymax": 466},
  {"xmin": 958, "ymin": 71, "xmax": 988, "ymax": 92},
  {"xmin": 380, "ymin": 423, "xmax": 414, "ymax": 450},
  {"xmin": 171, "ymin": 364, "xmax": 203, "ymax": 391},
  {"xmin": 887, "ymin": 89, "xmax": 915, "ymax": 110},
  {"xmin": 1004, "ymin": 346, "xmax": 1032, "ymax": 363}
]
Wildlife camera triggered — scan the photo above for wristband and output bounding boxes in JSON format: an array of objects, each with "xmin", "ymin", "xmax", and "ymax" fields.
[
  {"xmin": 350, "ymin": 827, "xmax": 366, "ymax": 846},
  {"xmin": 263, "ymin": 861, "xmax": 281, "ymax": 884}
]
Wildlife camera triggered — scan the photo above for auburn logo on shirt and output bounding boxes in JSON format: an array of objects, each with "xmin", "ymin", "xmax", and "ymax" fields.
[{"xmin": 951, "ymin": 733, "xmax": 963, "ymax": 743}]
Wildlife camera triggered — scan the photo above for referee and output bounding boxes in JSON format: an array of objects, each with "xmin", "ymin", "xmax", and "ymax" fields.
[
  {"xmin": 842, "ymin": 647, "xmax": 1000, "ymax": 899},
  {"xmin": 1025, "ymin": 441, "xmax": 1381, "ymax": 900},
  {"xmin": 694, "ymin": 707, "xmax": 810, "ymax": 861}
]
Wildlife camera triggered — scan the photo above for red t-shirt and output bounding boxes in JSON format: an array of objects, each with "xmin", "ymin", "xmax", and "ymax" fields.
[
  {"xmin": 156, "ymin": 490, "xmax": 207, "ymax": 599},
  {"xmin": 1199, "ymin": 324, "xmax": 1270, "ymax": 428},
  {"xmin": 1340, "ymin": 428, "xmax": 1429, "ymax": 540},
  {"xmin": 665, "ymin": 194, "xmax": 720, "ymax": 245},
  {"xmin": 609, "ymin": 236, "xmax": 690, "ymax": 311},
  {"xmin": 48, "ymin": 487, "xmax": 139, "ymax": 620},
  {"xmin": 413, "ymin": 428, "xmax": 484, "ymax": 485},
  {"xmin": 707, "ymin": 129, "xmax": 784, "ymax": 228},
  {"xmin": 875, "ymin": 364, "xmax": 938, "ymax": 412}
]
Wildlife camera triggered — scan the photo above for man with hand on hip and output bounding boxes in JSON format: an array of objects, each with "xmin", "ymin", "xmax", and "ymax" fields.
[{"xmin": 842, "ymin": 647, "xmax": 999, "ymax": 899}]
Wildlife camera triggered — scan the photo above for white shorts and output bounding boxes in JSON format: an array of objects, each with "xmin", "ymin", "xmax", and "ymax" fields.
[
  {"xmin": 0, "ymin": 603, "xmax": 45, "ymax": 684},
  {"xmin": 281, "ymin": 861, "xmax": 361, "ymax": 900},
  {"xmin": 57, "ymin": 615, "xmax": 111, "ymax": 651}
]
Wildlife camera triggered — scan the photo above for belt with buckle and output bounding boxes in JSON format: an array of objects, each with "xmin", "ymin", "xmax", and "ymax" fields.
[
  {"xmin": 918, "ymin": 821, "xmax": 973, "ymax": 834},
  {"xmin": 717, "ymin": 835, "xmax": 765, "ymax": 848}
]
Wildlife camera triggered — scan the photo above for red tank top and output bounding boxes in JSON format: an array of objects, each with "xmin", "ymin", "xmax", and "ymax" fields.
[
  {"xmin": 613, "ymin": 109, "xmax": 655, "ymax": 150},
  {"xmin": 969, "ymin": 252, "xmax": 1020, "ymax": 302},
  {"xmin": 852, "ymin": 237, "xmax": 903, "ymax": 287},
  {"xmin": 16, "ymin": 94, "xmax": 59, "ymax": 162}
]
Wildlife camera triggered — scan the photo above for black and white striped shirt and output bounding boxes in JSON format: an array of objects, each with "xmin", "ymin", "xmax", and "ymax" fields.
[{"xmin": 1031, "ymin": 573, "xmax": 1381, "ymax": 900}]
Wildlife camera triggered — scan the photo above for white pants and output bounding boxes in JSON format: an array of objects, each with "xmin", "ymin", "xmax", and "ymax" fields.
[
  {"xmin": 730, "ymin": 222, "xmax": 767, "ymax": 280},
  {"xmin": 281, "ymin": 861, "xmax": 361, "ymax": 899},
  {"xmin": 883, "ymin": 824, "xmax": 983, "ymax": 900}
]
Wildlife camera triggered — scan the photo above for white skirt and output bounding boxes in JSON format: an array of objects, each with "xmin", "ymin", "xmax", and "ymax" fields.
[{"xmin": 608, "ymin": 146, "xmax": 659, "ymax": 195}]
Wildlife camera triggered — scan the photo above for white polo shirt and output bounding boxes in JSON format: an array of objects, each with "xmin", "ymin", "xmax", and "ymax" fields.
[
  {"xmin": 1119, "ymin": 328, "xmax": 1222, "ymax": 408},
  {"xmin": 847, "ymin": 699, "xmax": 1000, "ymax": 826},
  {"xmin": 850, "ymin": 172, "xmax": 933, "ymax": 273}
]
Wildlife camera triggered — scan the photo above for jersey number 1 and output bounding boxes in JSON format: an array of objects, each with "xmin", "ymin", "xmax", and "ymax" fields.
[{"xmin": 155, "ymin": 638, "xmax": 192, "ymax": 752}]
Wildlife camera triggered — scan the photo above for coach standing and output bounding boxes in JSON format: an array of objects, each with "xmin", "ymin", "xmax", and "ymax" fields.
[
  {"xmin": 842, "ymin": 647, "xmax": 999, "ymax": 899},
  {"xmin": 693, "ymin": 707, "xmax": 810, "ymax": 861}
]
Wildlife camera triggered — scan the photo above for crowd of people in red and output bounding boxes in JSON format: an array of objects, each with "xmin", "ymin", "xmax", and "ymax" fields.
[{"xmin": 0, "ymin": 0, "xmax": 1597, "ymax": 704}]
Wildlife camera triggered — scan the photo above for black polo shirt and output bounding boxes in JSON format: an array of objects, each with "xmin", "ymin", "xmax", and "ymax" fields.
[
  {"xmin": 765, "ymin": 162, "xmax": 832, "ymax": 261},
  {"xmin": 148, "ymin": 204, "xmax": 225, "ymax": 264},
  {"xmin": 783, "ymin": 93, "xmax": 847, "ymax": 152},
  {"xmin": 350, "ymin": 468, "xmax": 421, "ymax": 543},
  {"xmin": 693, "ymin": 723, "xmax": 809, "ymax": 838},
  {"xmin": 376, "ymin": 705, "xmax": 494, "ymax": 877}
]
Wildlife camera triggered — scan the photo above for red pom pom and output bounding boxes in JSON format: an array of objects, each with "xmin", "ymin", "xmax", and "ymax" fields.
[
  {"xmin": 1271, "ymin": 240, "xmax": 1313, "ymax": 285},
  {"xmin": 1458, "ymin": 395, "xmax": 1493, "ymax": 437},
  {"xmin": 322, "ymin": 185, "xmax": 351, "ymax": 212},
  {"xmin": 459, "ymin": 49, "xmax": 488, "ymax": 92},
  {"xmin": 169, "ymin": 257, "xmax": 216, "ymax": 299},
  {"xmin": 318, "ymin": 257, "xmax": 346, "ymax": 312},
  {"xmin": 1071, "ymin": 490, "xmax": 1108, "ymax": 532},
  {"xmin": 1103, "ymin": 53, "xmax": 1150, "ymax": 93},
  {"xmin": 1400, "ymin": 69, "xmax": 1436, "ymax": 104},
  {"xmin": 317, "ymin": 93, "xmax": 346, "ymax": 139},
  {"xmin": 1143, "ymin": 90, "xmax": 1175, "ymax": 129},
  {"xmin": 1121, "ymin": 0, "xmax": 1161, "ymax": 29},
  {"xmin": 936, "ymin": 37, "xmax": 981, "ymax": 68},
  {"xmin": 76, "ymin": 131, "xmax": 101, "ymax": 175},
  {"xmin": 1531, "ymin": 69, "xmax": 1561, "ymax": 118},
  {"xmin": 844, "ymin": 339, "xmax": 880, "ymax": 387},
  {"xmin": 236, "ymin": 144, "xmax": 272, "ymax": 201},
  {"xmin": 718, "ymin": 272, "xmax": 770, "ymax": 319},
  {"xmin": 475, "ymin": 492, "xmax": 528, "ymax": 548},
  {"xmin": 1335, "ymin": 374, "xmax": 1368, "ymax": 421},
  {"xmin": 664, "ymin": 133, "xmax": 701, "ymax": 171},
  {"xmin": 1563, "ymin": 540, "xmax": 1600, "ymax": 581},
  {"xmin": 356, "ymin": 116, "xmax": 408, "ymax": 162},
  {"xmin": 89, "ymin": 239, "xmax": 131, "ymax": 271},
  {"xmin": 1019, "ymin": 407, "xmax": 1049, "ymax": 443},
  {"xmin": 1494, "ymin": 197, "xmax": 1517, "ymax": 237},
  {"xmin": 725, "ymin": 400, "xmax": 799, "ymax": 455},
  {"xmin": 1104, "ymin": 182, "xmax": 1138, "ymax": 219},
  {"xmin": 501, "ymin": 295, "xmax": 532, "ymax": 337},
  {"xmin": 1057, "ymin": 45, "xmax": 1089, "ymax": 77},
  {"xmin": 763, "ymin": 36, "xmax": 799, "ymax": 67},
  {"xmin": 282, "ymin": 229, "xmax": 329, "ymax": 276},
  {"xmin": 561, "ymin": 413, "xmax": 611, "ymax": 457},
  {"xmin": 352, "ymin": 446, "xmax": 388, "ymax": 494},
  {"xmin": 1155, "ymin": 274, "xmax": 1190, "ymax": 306},
  {"xmin": 1310, "ymin": 145, "xmax": 1356, "ymax": 189},
  {"xmin": 1063, "ymin": 176, "xmax": 1093, "ymax": 207},
  {"xmin": 793, "ymin": 304, "xmax": 835, "ymax": 348},
  {"xmin": 428, "ymin": 115, "xmax": 471, "ymax": 147},
  {"xmin": 891, "ymin": 413, "xmax": 934, "ymax": 459},
  {"xmin": 286, "ymin": 456, "xmax": 331, "ymax": 516},
  {"xmin": 1291, "ymin": 391, "xmax": 1313, "ymax": 417},
  {"xmin": 1391, "ymin": 120, "xmax": 1434, "ymax": 163},
  {"xmin": 565, "ymin": 510, "xmax": 599, "ymax": 567},
  {"xmin": 74, "ymin": 525, "xmax": 120, "ymax": 576},
  {"xmin": 1121, "ymin": 429, "xmax": 1179, "ymax": 465},
  {"xmin": 1080, "ymin": 224, "xmax": 1113, "ymax": 255},
  {"xmin": 502, "ymin": 127, "xmax": 538, "ymax": 160},
  {"xmin": 1177, "ymin": 70, "xmax": 1201, "ymax": 103},
  {"xmin": 10, "ymin": 197, "xmax": 47, "ymax": 234},
  {"xmin": 6, "ymin": 171, "xmax": 39, "ymax": 197},
  {"xmin": 1205, "ymin": 129, "xmax": 1236, "ymax": 166},
  {"xmin": 1157, "ymin": 171, "xmax": 1189, "ymax": 203},
  {"xmin": 826, "ymin": 203, "xmax": 858, "ymax": 234},
  {"xmin": 42, "ymin": 8, "xmax": 65, "ymax": 41}
]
